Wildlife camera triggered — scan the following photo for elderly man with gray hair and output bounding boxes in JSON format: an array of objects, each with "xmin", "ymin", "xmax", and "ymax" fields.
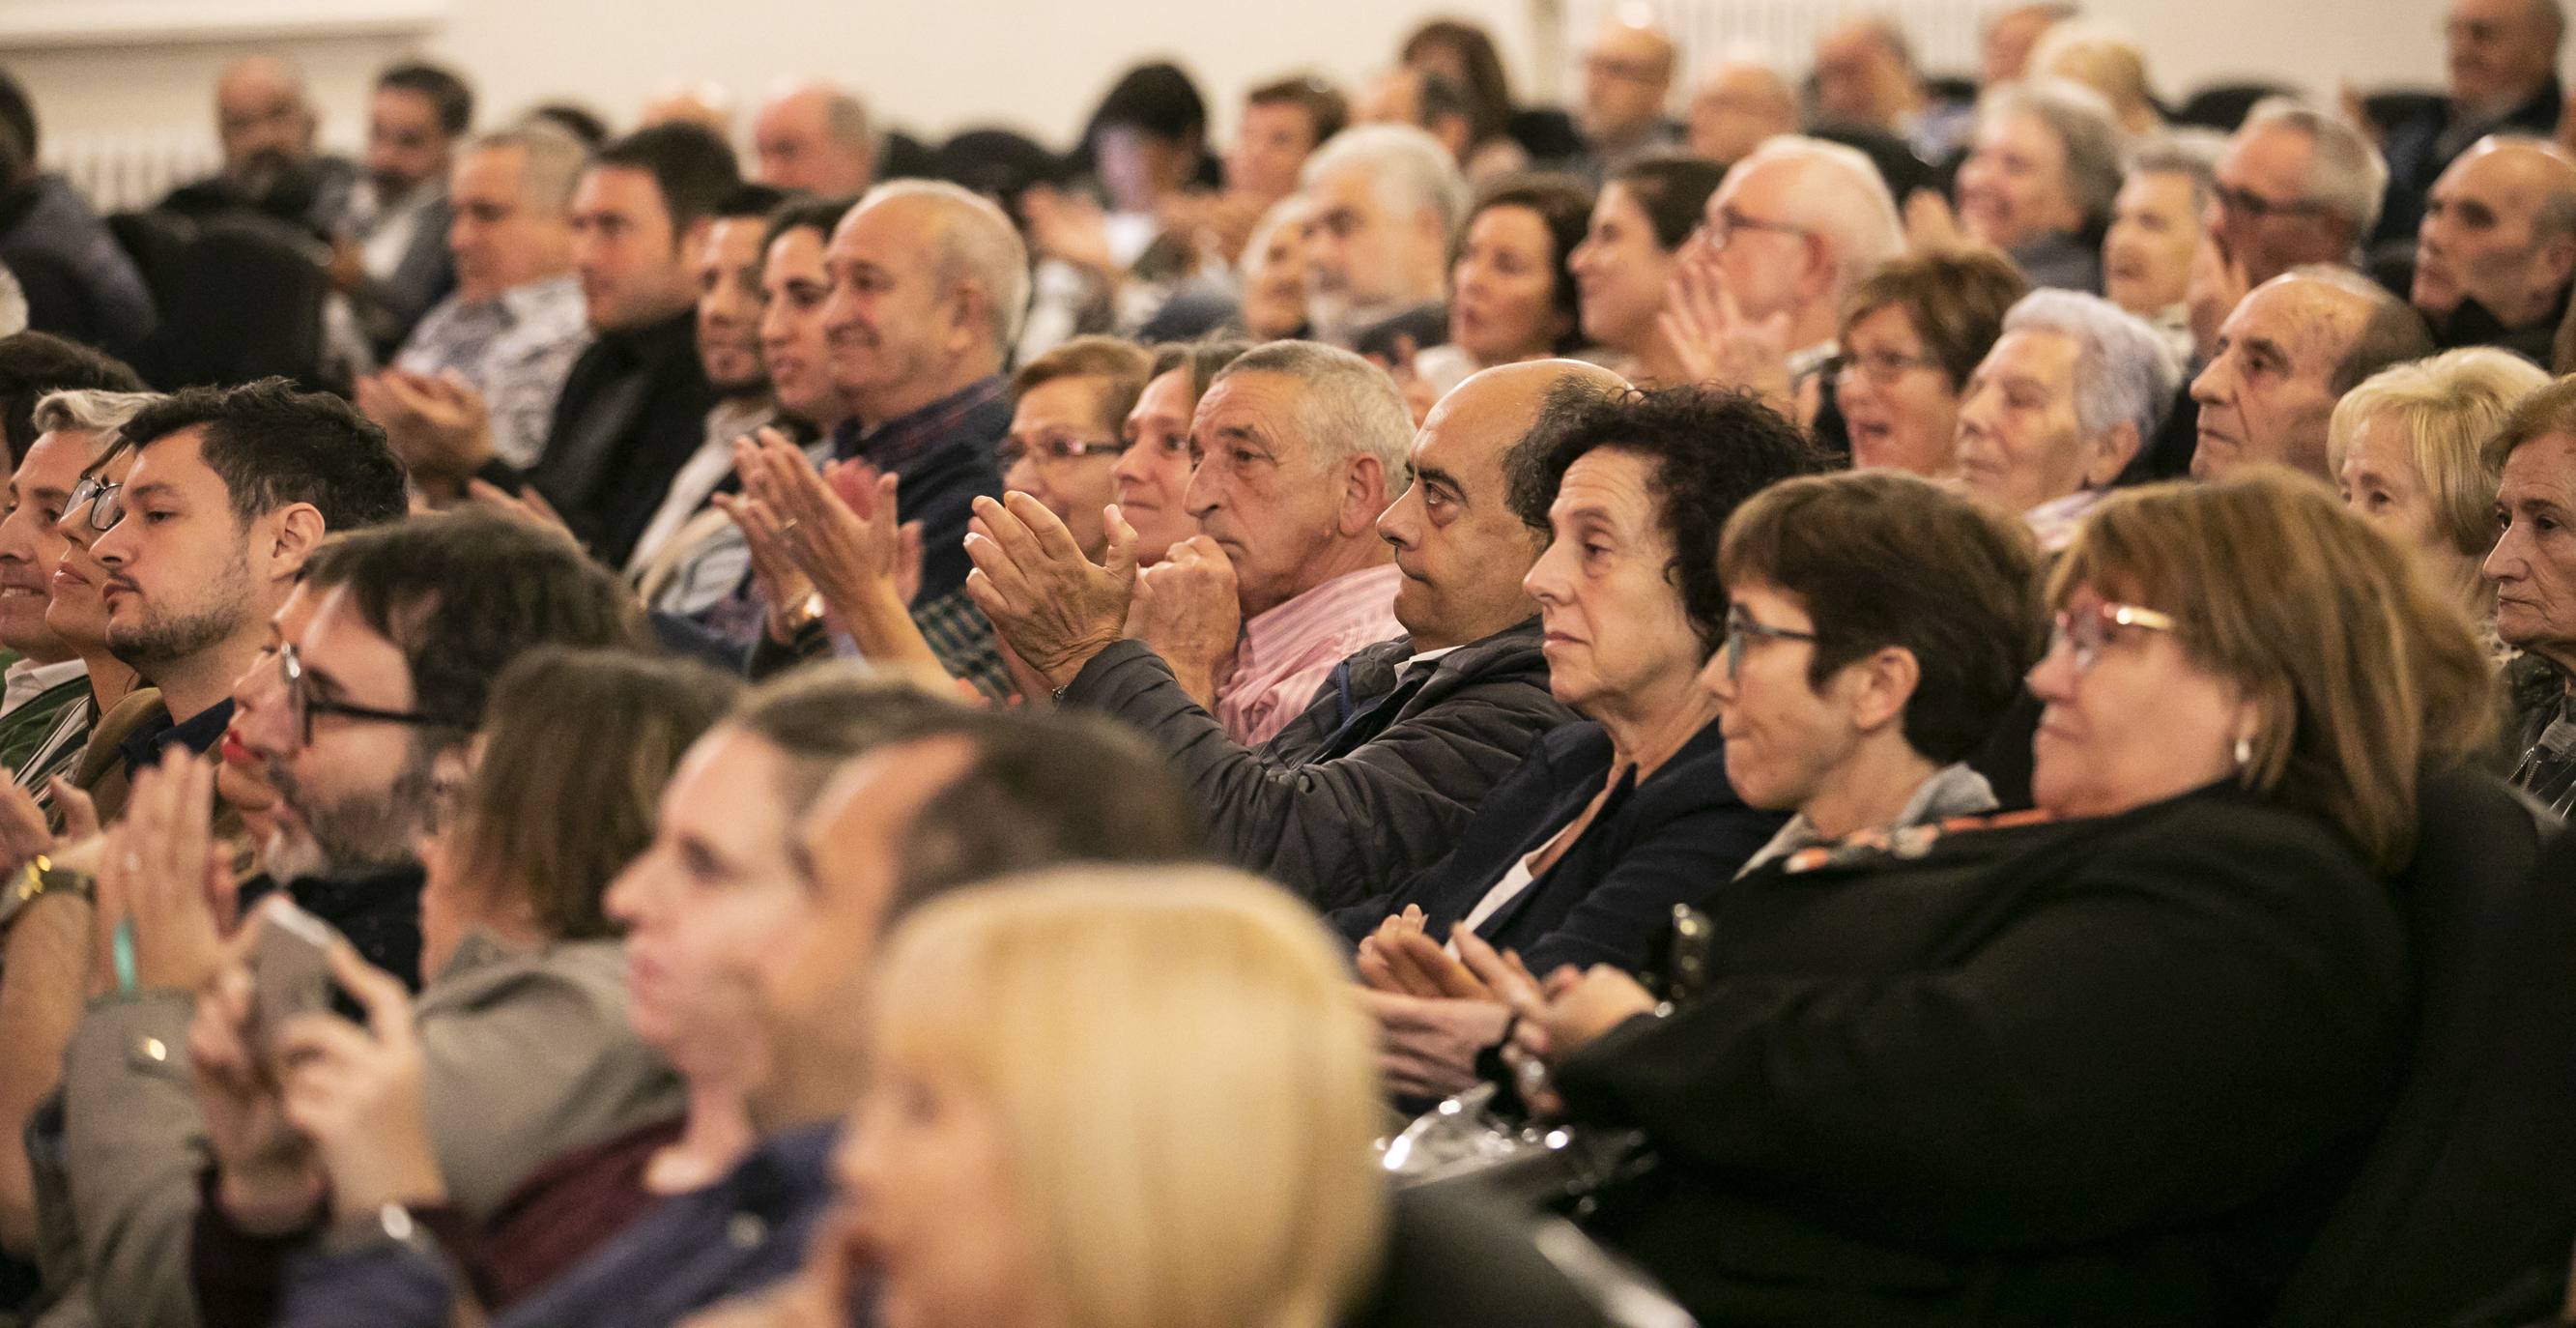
[
  {"xmin": 2191, "ymin": 99, "xmax": 2389, "ymax": 356},
  {"xmin": 1299, "ymin": 124, "xmax": 1471, "ymax": 353},
  {"xmin": 2413, "ymin": 133, "xmax": 2576, "ymax": 361},
  {"xmin": 1953, "ymin": 289, "xmax": 2179, "ymax": 548},
  {"xmin": 966, "ymin": 340, "xmax": 1410, "ymax": 750},
  {"xmin": 750, "ymin": 79, "xmax": 875, "ymax": 195}
]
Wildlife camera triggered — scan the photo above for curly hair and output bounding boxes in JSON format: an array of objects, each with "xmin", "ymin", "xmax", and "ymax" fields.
[{"xmin": 1508, "ymin": 383, "xmax": 1828, "ymax": 650}]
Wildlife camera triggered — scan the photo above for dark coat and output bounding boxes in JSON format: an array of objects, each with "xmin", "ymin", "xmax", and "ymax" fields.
[
  {"xmin": 2376, "ymin": 78, "xmax": 2564, "ymax": 252},
  {"xmin": 1064, "ymin": 621, "xmax": 1573, "ymax": 910},
  {"xmin": 524, "ymin": 309, "xmax": 717, "ymax": 569},
  {"xmin": 1329, "ymin": 716, "xmax": 1784, "ymax": 977},
  {"xmin": 1552, "ymin": 785, "xmax": 2410, "ymax": 1327}
]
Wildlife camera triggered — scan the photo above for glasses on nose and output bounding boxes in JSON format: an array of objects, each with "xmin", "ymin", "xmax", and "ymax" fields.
[
  {"xmin": 279, "ymin": 641, "xmax": 454, "ymax": 750},
  {"xmin": 63, "ymin": 476, "xmax": 122, "ymax": 533},
  {"xmin": 2212, "ymin": 183, "xmax": 2330, "ymax": 222},
  {"xmin": 1844, "ymin": 347, "xmax": 1945, "ymax": 386},
  {"xmin": 1721, "ymin": 604, "xmax": 1819, "ymax": 681},
  {"xmin": 2046, "ymin": 600, "xmax": 2180, "ymax": 674},
  {"xmin": 996, "ymin": 435, "xmax": 1126, "ymax": 471},
  {"xmin": 1695, "ymin": 207, "xmax": 1811, "ymax": 250}
]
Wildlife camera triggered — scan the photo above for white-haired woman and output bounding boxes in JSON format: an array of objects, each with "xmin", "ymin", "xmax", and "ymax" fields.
[
  {"xmin": 1954, "ymin": 78, "xmax": 2126, "ymax": 293},
  {"xmin": 1952, "ymin": 289, "xmax": 2180, "ymax": 548}
]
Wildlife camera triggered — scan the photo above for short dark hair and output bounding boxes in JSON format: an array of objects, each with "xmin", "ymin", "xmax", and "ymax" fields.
[
  {"xmin": 591, "ymin": 122, "xmax": 743, "ymax": 237},
  {"xmin": 300, "ymin": 510, "xmax": 646, "ymax": 734},
  {"xmin": 1087, "ymin": 61, "xmax": 1208, "ymax": 145},
  {"xmin": 378, "ymin": 62, "xmax": 473, "ymax": 138},
  {"xmin": 1458, "ymin": 174, "xmax": 1594, "ymax": 355},
  {"xmin": 0, "ymin": 332, "xmax": 144, "ymax": 465},
  {"xmin": 0, "ymin": 69, "xmax": 37, "ymax": 177},
  {"xmin": 1149, "ymin": 337, "xmax": 1253, "ymax": 400},
  {"xmin": 1509, "ymin": 383, "xmax": 1829, "ymax": 650},
  {"xmin": 529, "ymin": 101, "xmax": 610, "ymax": 150},
  {"xmin": 120, "ymin": 378, "xmax": 409, "ymax": 530},
  {"xmin": 890, "ymin": 707, "xmax": 1203, "ymax": 917},
  {"xmin": 715, "ymin": 182, "xmax": 793, "ymax": 221},
  {"xmin": 1245, "ymin": 74, "xmax": 1349, "ymax": 150},
  {"xmin": 1401, "ymin": 18, "xmax": 1514, "ymax": 148},
  {"xmin": 762, "ymin": 194, "xmax": 858, "ymax": 253},
  {"xmin": 1604, "ymin": 152, "xmax": 1730, "ymax": 250},
  {"xmin": 1719, "ymin": 472, "xmax": 2044, "ymax": 763}
]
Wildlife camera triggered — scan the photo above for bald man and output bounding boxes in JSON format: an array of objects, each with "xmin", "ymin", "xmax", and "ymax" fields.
[
  {"xmin": 1571, "ymin": 16, "xmax": 1681, "ymax": 175},
  {"xmin": 2374, "ymin": 0, "xmax": 2568, "ymax": 252},
  {"xmin": 1687, "ymin": 59, "xmax": 1799, "ymax": 166},
  {"xmin": 1700, "ymin": 137, "xmax": 1906, "ymax": 384},
  {"xmin": 1059, "ymin": 361, "xmax": 1612, "ymax": 908},
  {"xmin": 2414, "ymin": 135, "xmax": 2576, "ymax": 359},
  {"xmin": 2191, "ymin": 268, "xmax": 2436, "ymax": 479},
  {"xmin": 159, "ymin": 55, "xmax": 357, "ymax": 235},
  {"xmin": 751, "ymin": 82, "xmax": 876, "ymax": 195}
]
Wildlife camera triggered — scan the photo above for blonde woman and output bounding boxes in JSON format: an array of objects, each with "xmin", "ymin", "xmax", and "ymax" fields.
[
  {"xmin": 833, "ymin": 868, "xmax": 1386, "ymax": 1328},
  {"xmin": 2329, "ymin": 346, "xmax": 2549, "ymax": 659}
]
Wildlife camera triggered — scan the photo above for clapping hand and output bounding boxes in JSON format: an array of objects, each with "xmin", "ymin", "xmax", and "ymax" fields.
[
  {"xmin": 730, "ymin": 430, "xmax": 922, "ymax": 617},
  {"xmin": 1357, "ymin": 908, "xmax": 1492, "ymax": 1000},
  {"xmin": 1128, "ymin": 535, "xmax": 1241, "ymax": 708},
  {"xmin": 356, "ymin": 369, "xmax": 497, "ymax": 493},
  {"xmin": 188, "ymin": 907, "xmax": 324, "ymax": 1234},
  {"xmin": 961, "ymin": 492, "xmax": 1142, "ymax": 691},
  {"xmin": 93, "ymin": 747, "xmax": 232, "ymax": 997},
  {"xmin": 1660, "ymin": 250, "xmax": 1794, "ymax": 411}
]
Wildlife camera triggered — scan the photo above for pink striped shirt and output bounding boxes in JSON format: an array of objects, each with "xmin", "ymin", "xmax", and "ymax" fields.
[{"xmin": 1216, "ymin": 563, "xmax": 1407, "ymax": 747}]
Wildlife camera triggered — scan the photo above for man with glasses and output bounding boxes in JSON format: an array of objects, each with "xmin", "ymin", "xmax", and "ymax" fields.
[
  {"xmin": 2192, "ymin": 101, "xmax": 2389, "ymax": 352},
  {"xmin": 1566, "ymin": 14, "xmax": 1681, "ymax": 181},
  {"xmin": 2369, "ymin": 0, "xmax": 2567, "ymax": 259}
]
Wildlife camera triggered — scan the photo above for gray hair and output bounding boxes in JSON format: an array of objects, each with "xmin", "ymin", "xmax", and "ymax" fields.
[
  {"xmin": 1979, "ymin": 77, "xmax": 2126, "ymax": 226},
  {"xmin": 2241, "ymin": 98, "xmax": 2389, "ymax": 241},
  {"xmin": 2124, "ymin": 127, "xmax": 2226, "ymax": 216},
  {"xmin": 32, "ymin": 390, "xmax": 157, "ymax": 453},
  {"xmin": 1300, "ymin": 124, "xmax": 1471, "ymax": 238},
  {"xmin": 1999, "ymin": 289, "xmax": 2179, "ymax": 447},
  {"xmin": 851, "ymin": 179, "xmax": 1032, "ymax": 351},
  {"xmin": 472, "ymin": 121, "xmax": 588, "ymax": 214},
  {"xmin": 1729, "ymin": 135, "xmax": 1905, "ymax": 290},
  {"xmin": 1208, "ymin": 340, "xmax": 1413, "ymax": 482}
]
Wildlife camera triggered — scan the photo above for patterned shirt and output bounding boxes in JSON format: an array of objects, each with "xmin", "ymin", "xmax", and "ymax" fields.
[
  {"xmin": 396, "ymin": 274, "xmax": 592, "ymax": 469},
  {"xmin": 1216, "ymin": 563, "xmax": 1406, "ymax": 747}
]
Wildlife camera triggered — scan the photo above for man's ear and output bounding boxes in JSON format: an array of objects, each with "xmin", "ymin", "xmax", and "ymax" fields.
[
  {"xmin": 946, "ymin": 277, "xmax": 995, "ymax": 359},
  {"xmin": 674, "ymin": 217, "xmax": 713, "ymax": 262},
  {"xmin": 2081, "ymin": 421, "xmax": 2144, "ymax": 489},
  {"xmin": 2539, "ymin": 230, "xmax": 2576, "ymax": 296},
  {"xmin": 1339, "ymin": 452, "xmax": 1391, "ymax": 538},
  {"xmin": 264, "ymin": 503, "xmax": 328, "ymax": 581},
  {"xmin": 1845, "ymin": 645, "xmax": 1921, "ymax": 736}
]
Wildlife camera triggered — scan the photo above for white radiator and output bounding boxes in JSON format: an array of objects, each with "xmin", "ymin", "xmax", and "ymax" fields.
[{"xmin": 43, "ymin": 127, "xmax": 222, "ymax": 213}]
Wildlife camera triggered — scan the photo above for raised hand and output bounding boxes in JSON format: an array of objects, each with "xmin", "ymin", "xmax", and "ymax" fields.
[
  {"xmin": 1128, "ymin": 534, "xmax": 1240, "ymax": 708},
  {"xmin": 275, "ymin": 939, "xmax": 444, "ymax": 1216},
  {"xmin": 961, "ymin": 492, "xmax": 1142, "ymax": 691},
  {"xmin": 1660, "ymin": 250, "xmax": 1794, "ymax": 411},
  {"xmin": 358, "ymin": 369, "xmax": 497, "ymax": 492},
  {"xmin": 188, "ymin": 912, "xmax": 323, "ymax": 1234},
  {"xmin": 94, "ymin": 747, "xmax": 229, "ymax": 996}
]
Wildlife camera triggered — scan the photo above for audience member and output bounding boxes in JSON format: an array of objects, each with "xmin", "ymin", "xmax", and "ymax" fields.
[
  {"xmin": 2330, "ymin": 347, "xmax": 2547, "ymax": 650},
  {"xmin": 1954, "ymin": 290, "xmax": 2180, "ymax": 546},
  {"xmin": 1487, "ymin": 470, "xmax": 2493, "ymax": 1327},
  {"xmin": 2484, "ymin": 375, "xmax": 2576, "ymax": 809},
  {"xmin": 1811, "ymin": 15, "xmax": 1970, "ymax": 165},
  {"xmin": 1082, "ymin": 62, "xmax": 1214, "ymax": 237},
  {"xmin": 160, "ymin": 56, "xmax": 356, "ymax": 238},
  {"xmin": 1683, "ymin": 57, "xmax": 1800, "ymax": 167},
  {"xmin": 1113, "ymin": 338, "xmax": 1245, "ymax": 563},
  {"xmin": 1231, "ymin": 75, "xmax": 1350, "ymax": 212},
  {"xmin": 1953, "ymin": 78, "xmax": 2124, "ymax": 292},
  {"xmin": 1836, "ymin": 248, "xmax": 2029, "ymax": 476},
  {"xmin": 639, "ymin": 82, "xmax": 737, "ymax": 138},
  {"xmin": 2104, "ymin": 130, "xmax": 2223, "ymax": 358},
  {"xmin": 1238, "ymin": 195, "xmax": 1317, "ymax": 340},
  {"xmin": 1981, "ymin": 1, "xmax": 2075, "ymax": 85},
  {"xmin": 2412, "ymin": 135, "xmax": 2576, "ymax": 361},
  {"xmin": 1338, "ymin": 386, "xmax": 1818, "ymax": 1098},
  {"xmin": 2194, "ymin": 100, "xmax": 2388, "ymax": 351},
  {"xmin": 1065, "ymin": 361, "xmax": 1604, "ymax": 908},
  {"xmin": 367, "ymin": 123, "xmax": 591, "ymax": 471},
  {"xmin": 1566, "ymin": 153, "xmax": 1726, "ymax": 386},
  {"xmin": 1400, "ymin": 18, "xmax": 1528, "ymax": 181},
  {"xmin": 749, "ymin": 81, "xmax": 876, "ymax": 196},
  {"xmin": 1566, "ymin": 14, "xmax": 1681, "ymax": 178},
  {"xmin": 2191, "ymin": 266, "xmax": 2435, "ymax": 479},
  {"xmin": 2028, "ymin": 22, "xmax": 2166, "ymax": 139},
  {"xmin": 1301, "ymin": 125, "xmax": 1470, "ymax": 354},
  {"xmin": 1000, "ymin": 335, "xmax": 1151, "ymax": 564},
  {"xmin": 968, "ymin": 340, "xmax": 1407, "ymax": 747},
  {"xmin": 339, "ymin": 63, "xmax": 472, "ymax": 353},
  {"xmin": 1355, "ymin": 68, "xmax": 1479, "ymax": 172},
  {"xmin": 0, "ymin": 73, "xmax": 156, "ymax": 360},
  {"xmin": 0, "ymin": 332, "xmax": 144, "ymax": 466},
  {"xmin": 2371, "ymin": 0, "xmax": 2568, "ymax": 255},
  {"xmin": 1411, "ymin": 175, "xmax": 1590, "ymax": 406},
  {"xmin": 187, "ymin": 646, "xmax": 731, "ymax": 1319}
]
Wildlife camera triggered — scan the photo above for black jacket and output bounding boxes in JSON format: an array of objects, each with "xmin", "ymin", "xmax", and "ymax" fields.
[
  {"xmin": 1551, "ymin": 785, "xmax": 2409, "ymax": 1327},
  {"xmin": 1328, "ymin": 716, "xmax": 1783, "ymax": 977},
  {"xmin": 2376, "ymin": 79, "xmax": 2564, "ymax": 252},
  {"xmin": 526, "ymin": 309, "xmax": 717, "ymax": 569},
  {"xmin": 1064, "ymin": 621, "xmax": 1573, "ymax": 909}
]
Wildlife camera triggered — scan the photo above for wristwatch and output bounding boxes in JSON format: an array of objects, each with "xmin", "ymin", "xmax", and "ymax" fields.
[{"xmin": 0, "ymin": 853, "xmax": 95, "ymax": 935}]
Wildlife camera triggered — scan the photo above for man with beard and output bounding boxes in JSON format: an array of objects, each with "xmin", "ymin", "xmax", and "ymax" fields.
[
  {"xmin": 158, "ymin": 56, "xmax": 358, "ymax": 239},
  {"xmin": 69, "ymin": 379, "xmax": 410, "ymax": 819},
  {"xmin": 336, "ymin": 63, "xmax": 473, "ymax": 355}
]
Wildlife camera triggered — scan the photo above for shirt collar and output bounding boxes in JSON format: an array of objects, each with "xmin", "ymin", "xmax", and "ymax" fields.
[
  {"xmin": 498, "ymin": 272, "xmax": 582, "ymax": 321},
  {"xmin": 119, "ymin": 695, "xmax": 235, "ymax": 775},
  {"xmin": 1241, "ymin": 563, "xmax": 1404, "ymax": 663},
  {"xmin": 4, "ymin": 656, "xmax": 85, "ymax": 706}
]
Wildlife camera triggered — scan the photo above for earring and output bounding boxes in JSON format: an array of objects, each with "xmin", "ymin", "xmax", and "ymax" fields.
[{"xmin": 2233, "ymin": 734, "xmax": 2253, "ymax": 769}]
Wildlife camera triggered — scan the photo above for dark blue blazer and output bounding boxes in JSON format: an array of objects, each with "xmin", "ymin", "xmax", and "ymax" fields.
[{"xmin": 1330, "ymin": 716, "xmax": 1784, "ymax": 978}]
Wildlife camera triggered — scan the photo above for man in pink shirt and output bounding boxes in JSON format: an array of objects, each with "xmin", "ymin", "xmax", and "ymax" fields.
[{"xmin": 964, "ymin": 339, "xmax": 1408, "ymax": 746}]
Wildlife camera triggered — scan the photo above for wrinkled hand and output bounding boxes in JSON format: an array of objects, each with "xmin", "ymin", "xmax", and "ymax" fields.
[
  {"xmin": 1128, "ymin": 534, "xmax": 1240, "ymax": 707},
  {"xmin": 276, "ymin": 939, "xmax": 444, "ymax": 1217},
  {"xmin": 734, "ymin": 430, "xmax": 914, "ymax": 618},
  {"xmin": 95, "ymin": 748, "xmax": 230, "ymax": 996},
  {"xmin": 1660, "ymin": 250, "xmax": 1793, "ymax": 410},
  {"xmin": 2186, "ymin": 234, "xmax": 2249, "ymax": 361},
  {"xmin": 1358, "ymin": 911, "xmax": 1494, "ymax": 1001},
  {"xmin": 189, "ymin": 913, "xmax": 324, "ymax": 1235},
  {"xmin": 1361, "ymin": 989, "xmax": 1514, "ymax": 1101},
  {"xmin": 357, "ymin": 368, "xmax": 496, "ymax": 488},
  {"xmin": 961, "ymin": 492, "xmax": 1141, "ymax": 690}
]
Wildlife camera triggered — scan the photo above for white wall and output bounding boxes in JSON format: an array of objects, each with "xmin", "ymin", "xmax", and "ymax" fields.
[{"xmin": 0, "ymin": 0, "xmax": 2529, "ymax": 192}]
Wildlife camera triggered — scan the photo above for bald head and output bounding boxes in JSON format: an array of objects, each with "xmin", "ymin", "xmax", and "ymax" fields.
[
  {"xmin": 215, "ymin": 56, "xmax": 317, "ymax": 181},
  {"xmin": 754, "ymin": 82, "xmax": 875, "ymax": 195},
  {"xmin": 1689, "ymin": 59, "xmax": 1799, "ymax": 164},
  {"xmin": 1379, "ymin": 360, "xmax": 1631, "ymax": 648},
  {"xmin": 642, "ymin": 83, "xmax": 735, "ymax": 137},
  {"xmin": 2191, "ymin": 269, "xmax": 2434, "ymax": 478},
  {"xmin": 2449, "ymin": 0, "xmax": 2565, "ymax": 111},
  {"xmin": 1814, "ymin": 15, "xmax": 1923, "ymax": 131},
  {"xmin": 1582, "ymin": 16, "xmax": 1678, "ymax": 148},
  {"xmin": 2415, "ymin": 134, "xmax": 2576, "ymax": 326}
]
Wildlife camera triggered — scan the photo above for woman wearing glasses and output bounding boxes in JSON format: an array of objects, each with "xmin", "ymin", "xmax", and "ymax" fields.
[
  {"xmin": 1832, "ymin": 248, "xmax": 2027, "ymax": 477},
  {"xmin": 1331, "ymin": 385, "xmax": 1818, "ymax": 1102},
  {"xmin": 1474, "ymin": 471, "xmax": 2495, "ymax": 1327}
]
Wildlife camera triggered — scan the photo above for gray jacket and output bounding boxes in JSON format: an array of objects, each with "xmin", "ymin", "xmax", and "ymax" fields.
[{"xmin": 1064, "ymin": 620, "xmax": 1572, "ymax": 909}]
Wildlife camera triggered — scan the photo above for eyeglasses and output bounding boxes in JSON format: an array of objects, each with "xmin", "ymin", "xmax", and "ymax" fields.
[
  {"xmin": 279, "ymin": 641, "xmax": 457, "ymax": 750},
  {"xmin": 1721, "ymin": 604, "xmax": 1819, "ymax": 681},
  {"xmin": 2046, "ymin": 600, "xmax": 2179, "ymax": 674},
  {"xmin": 2212, "ymin": 182, "xmax": 2332, "ymax": 222},
  {"xmin": 996, "ymin": 435, "xmax": 1126, "ymax": 470},
  {"xmin": 63, "ymin": 476, "xmax": 122, "ymax": 533},
  {"xmin": 1695, "ymin": 207, "xmax": 1811, "ymax": 249},
  {"xmin": 1844, "ymin": 347, "xmax": 1946, "ymax": 386}
]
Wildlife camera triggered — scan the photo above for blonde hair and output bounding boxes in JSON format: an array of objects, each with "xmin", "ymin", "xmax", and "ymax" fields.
[
  {"xmin": 871, "ymin": 867, "xmax": 1387, "ymax": 1328},
  {"xmin": 2050, "ymin": 469, "xmax": 2495, "ymax": 871},
  {"xmin": 2328, "ymin": 347, "xmax": 2550, "ymax": 559}
]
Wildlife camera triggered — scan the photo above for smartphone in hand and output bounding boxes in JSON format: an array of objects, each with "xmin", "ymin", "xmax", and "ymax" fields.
[{"xmin": 246, "ymin": 902, "xmax": 336, "ymax": 1057}]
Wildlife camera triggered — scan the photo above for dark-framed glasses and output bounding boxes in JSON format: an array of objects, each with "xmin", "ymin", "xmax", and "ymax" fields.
[
  {"xmin": 63, "ymin": 476, "xmax": 123, "ymax": 533},
  {"xmin": 279, "ymin": 641, "xmax": 457, "ymax": 749},
  {"xmin": 996, "ymin": 434, "xmax": 1127, "ymax": 471},
  {"xmin": 1721, "ymin": 604, "xmax": 1819, "ymax": 680},
  {"xmin": 2212, "ymin": 183, "xmax": 2331, "ymax": 221},
  {"xmin": 2047, "ymin": 600, "xmax": 2179, "ymax": 674}
]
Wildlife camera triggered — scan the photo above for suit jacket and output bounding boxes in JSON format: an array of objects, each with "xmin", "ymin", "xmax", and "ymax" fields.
[
  {"xmin": 1063, "ymin": 621, "xmax": 1574, "ymax": 910},
  {"xmin": 2376, "ymin": 78, "xmax": 2563, "ymax": 251},
  {"xmin": 1551, "ymin": 785, "xmax": 2410, "ymax": 1328},
  {"xmin": 1329, "ymin": 716, "xmax": 1783, "ymax": 977},
  {"xmin": 526, "ymin": 309, "xmax": 718, "ymax": 569}
]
